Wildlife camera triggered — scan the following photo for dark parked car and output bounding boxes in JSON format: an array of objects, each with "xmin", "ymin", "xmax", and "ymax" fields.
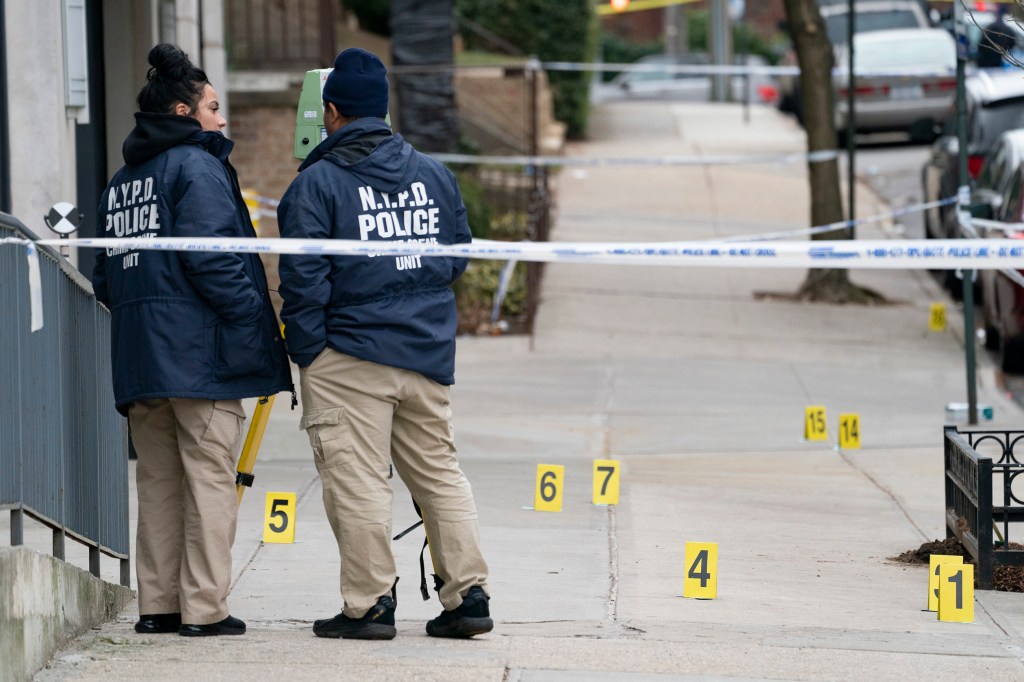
[
  {"xmin": 921, "ymin": 69, "xmax": 1024, "ymax": 240},
  {"xmin": 972, "ymin": 132, "xmax": 1024, "ymax": 373}
]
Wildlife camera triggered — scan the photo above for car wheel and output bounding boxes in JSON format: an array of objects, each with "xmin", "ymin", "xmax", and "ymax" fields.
[
  {"xmin": 909, "ymin": 119, "xmax": 938, "ymax": 144},
  {"xmin": 984, "ymin": 320, "xmax": 1001, "ymax": 351},
  {"xmin": 1000, "ymin": 333, "xmax": 1024, "ymax": 374}
]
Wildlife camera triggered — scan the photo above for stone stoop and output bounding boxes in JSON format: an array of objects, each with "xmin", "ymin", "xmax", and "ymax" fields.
[
  {"xmin": 0, "ymin": 547, "xmax": 134, "ymax": 682},
  {"xmin": 456, "ymin": 68, "xmax": 566, "ymax": 155}
]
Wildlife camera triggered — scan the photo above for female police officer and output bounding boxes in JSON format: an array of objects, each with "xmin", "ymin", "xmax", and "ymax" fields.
[{"xmin": 92, "ymin": 44, "xmax": 292, "ymax": 637}]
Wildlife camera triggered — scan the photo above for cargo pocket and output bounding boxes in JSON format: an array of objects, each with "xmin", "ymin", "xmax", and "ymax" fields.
[
  {"xmin": 201, "ymin": 400, "xmax": 246, "ymax": 457},
  {"xmin": 300, "ymin": 406, "xmax": 350, "ymax": 471}
]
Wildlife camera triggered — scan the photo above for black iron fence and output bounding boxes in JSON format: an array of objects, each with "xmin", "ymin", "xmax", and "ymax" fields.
[
  {"xmin": 0, "ymin": 213, "xmax": 130, "ymax": 586},
  {"xmin": 390, "ymin": 61, "xmax": 555, "ymax": 332},
  {"xmin": 944, "ymin": 425, "xmax": 1024, "ymax": 589}
]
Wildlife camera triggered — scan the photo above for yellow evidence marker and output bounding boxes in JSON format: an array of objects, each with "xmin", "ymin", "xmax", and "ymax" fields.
[
  {"xmin": 534, "ymin": 464, "xmax": 565, "ymax": 512},
  {"xmin": 804, "ymin": 405, "xmax": 828, "ymax": 441},
  {"xmin": 938, "ymin": 562, "xmax": 974, "ymax": 623},
  {"xmin": 929, "ymin": 302, "xmax": 947, "ymax": 332},
  {"xmin": 838, "ymin": 413, "xmax": 861, "ymax": 450},
  {"xmin": 592, "ymin": 459, "xmax": 620, "ymax": 505},
  {"xmin": 683, "ymin": 542, "xmax": 718, "ymax": 599},
  {"xmin": 928, "ymin": 554, "xmax": 963, "ymax": 611},
  {"xmin": 263, "ymin": 492, "xmax": 296, "ymax": 544}
]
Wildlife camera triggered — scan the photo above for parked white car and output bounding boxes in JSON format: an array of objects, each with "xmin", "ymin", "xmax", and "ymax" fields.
[{"xmin": 833, "ymin": 28, "xmax": 957, "ymax": 141}]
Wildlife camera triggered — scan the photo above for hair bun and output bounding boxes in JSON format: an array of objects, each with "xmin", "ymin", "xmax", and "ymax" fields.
[{"xmin": 147, "ymin": 43, "xmax": 192, "ymax": 81}]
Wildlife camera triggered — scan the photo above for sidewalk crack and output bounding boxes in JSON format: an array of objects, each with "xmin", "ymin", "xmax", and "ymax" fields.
[
  {"xmin": 838, "ymin": 449, "xmax": 929, "ymax": 541},
  {"xmin": 229, "ymin": 472, "xmax": 321, "ymax": 593}
]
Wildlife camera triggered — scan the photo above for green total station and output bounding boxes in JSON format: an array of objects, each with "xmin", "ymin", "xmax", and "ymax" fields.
[{"xmin": 294, "ymin": 68, "xmax": 392, "ymax": 160}]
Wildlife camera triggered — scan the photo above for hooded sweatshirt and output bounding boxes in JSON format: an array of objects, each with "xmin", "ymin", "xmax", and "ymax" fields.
[
  {"xmin": 92, "ymin": 113, "xmax": 292, "ymax": 414},
  {"xmin": 277, "ymin": 117, "xmax": 472, "ymax": 384}
]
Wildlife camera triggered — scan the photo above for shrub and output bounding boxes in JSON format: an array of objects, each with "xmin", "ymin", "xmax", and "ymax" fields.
[
  {"xmin": 344, "ymin": 0, "xmax": 391, "ymax": 36},
  {"xmin": 600, "ymin": 32, "xmax": 664, "ymax": 82},
  {"xmin": 454, "ymin": 169, "xmax": 492, "ymax": 240},
  {"xmin": 454, "ymin": 259, "xmax": 528, "ymax": 334},
  {"xmin": 456, "ymin": 0, "xmax": 598, "ymax": 139}
]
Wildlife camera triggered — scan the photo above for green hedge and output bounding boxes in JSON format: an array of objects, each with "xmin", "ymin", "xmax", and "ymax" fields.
[
  {"xmin": 686, "ymin": 9, "xmax": 782, "ymax": 65},
  {"xmin": 345, "ymin": 0, "xmax": 597, "ymax": 138},
  {"xmin": 600, "ymin": 32, "xmax": 664, "ymax": 82},
  {"xmin": 456, "ymin": 0, "xmax": 597, "ymax": 139},
  {"xmin": 344, "ymin": 0, "xmax": 391, "ymax": 36}
]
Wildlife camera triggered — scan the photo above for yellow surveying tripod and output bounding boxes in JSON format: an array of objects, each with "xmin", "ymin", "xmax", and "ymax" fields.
[
  {"xmin": 235, "ymin": 393, "xmax": 276, "ymax": 506},
  {"xmin": 235, "ymin": 325, "xmax": 293, "ymax": 505}
]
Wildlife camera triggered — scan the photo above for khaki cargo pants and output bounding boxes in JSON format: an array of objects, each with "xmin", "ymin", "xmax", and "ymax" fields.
[
  {"xmin": 129, "ymin": 398, "xmax": 245, "ymax": 624},
  {"xmin": 299, "ymin": 348, "xmax": 490, "ymax": 618}
]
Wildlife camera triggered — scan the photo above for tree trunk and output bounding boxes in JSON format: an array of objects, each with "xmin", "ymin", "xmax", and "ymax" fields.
[{"xmin": 782, "ymin": 0, "xmax": 883, "ymax": 303}]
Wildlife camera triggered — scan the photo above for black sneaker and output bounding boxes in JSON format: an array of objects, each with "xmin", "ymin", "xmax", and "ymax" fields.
[
  {"xmin": 178, "ymin": 615, "xmax": 246, "ymax": 637},
  {"xmin": 426, "ymin": 586, "xmax": 493, "ymax": 638},
  {"xmin": 134, "ymin": 612, "xmax": 181, "ymax": 634},
  {"xmin": 313, "ymin": 595, "xmax": 396, "ymax": 640}
]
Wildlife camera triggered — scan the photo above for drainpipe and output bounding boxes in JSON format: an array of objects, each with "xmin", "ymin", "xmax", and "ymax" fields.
[
  {"xmin": 200, "ymin": 0, "xmax": 228, "ymax": 126},
  {"xmin": 0, "ymin": 0, "xmax": 10, "ymax": 214}
]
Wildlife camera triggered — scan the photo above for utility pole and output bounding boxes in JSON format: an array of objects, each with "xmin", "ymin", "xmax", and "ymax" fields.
[
  {"xmin": 665, "ymin": 3, "xmax": 688, "ymax": 57},
  {"xmin": 709, "ymin": 0, "xmax": 732, "ymax": 101},
  {"xmin": 846, "ymin": 0, "xmax": 855, "ymax": 238},
  {"xmin": 953, "ymin": 1, "xmax": 978, "ymax": 425}
]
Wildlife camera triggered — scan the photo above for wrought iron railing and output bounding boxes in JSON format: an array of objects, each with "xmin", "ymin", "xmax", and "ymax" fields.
[
  {"xmin": 944, "ymin": 425, "xmax": 1024, "ymax": 589},
  {"xmin": 0, "ymin": 213, "xmax": 130, "ymax": 586},
  {"xmin": 225, "ymin": 0, "xmax": 336, "ymax": 71}
]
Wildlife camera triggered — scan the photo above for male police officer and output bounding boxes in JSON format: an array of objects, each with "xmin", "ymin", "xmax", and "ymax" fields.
[{"xmin": 277, "ymin": 48, "xmax": 491, "ymax": 640}]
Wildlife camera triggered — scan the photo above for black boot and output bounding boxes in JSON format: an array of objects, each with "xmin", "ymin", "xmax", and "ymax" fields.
[
  {"xmin": 313, "ymin": 595, "xmax": 397, "ymax": 640},
  {"xmin": 178, "ymin": 615, "xmax": 246, "ymax": 637},
  {"xmin": 134, "ymin": 612, "xmax": 181, "ymax": 634},
  {"xmin": 426, "ymin": 586, "xmax": 493, "ymax": 638}
]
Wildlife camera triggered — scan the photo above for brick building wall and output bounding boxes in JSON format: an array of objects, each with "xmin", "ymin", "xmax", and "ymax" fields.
[
  {"xmin": 601, "ymin": 2, "xmax": 789, "ymax": 45},
  {"xmin": 602, "ymin": 7, "xmax": 665, "ymax": 42},
  {"xmin": 230, "ymin": 105, "xmax": 299, "ymax": 212},
  {"xmin": 745, "ymin": 0, "xmax": 787, "ymax": 39}
]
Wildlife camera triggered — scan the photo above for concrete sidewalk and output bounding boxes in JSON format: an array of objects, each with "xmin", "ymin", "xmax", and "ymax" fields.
[{"xmin": 32, "ymin": 101, "xmax": 1024, "ymax": 680}]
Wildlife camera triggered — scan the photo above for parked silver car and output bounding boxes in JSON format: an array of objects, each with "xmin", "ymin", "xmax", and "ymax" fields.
[
  {"xmin": 594, "ymin": 53, "xmax": 779, "ymax": 105},
  {"xmin": 833, "ymin": 28, "xmax": 956, "ymax": 140}
]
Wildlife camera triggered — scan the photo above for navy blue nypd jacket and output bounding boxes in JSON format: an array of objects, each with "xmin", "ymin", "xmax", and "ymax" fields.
[
  {"xmin": 92, "ymin": 113, "xmax": 292, "ymax": 415},
  {"xmin": 277, "ymin": 117, "xmax": 471, "ymax": 384}
]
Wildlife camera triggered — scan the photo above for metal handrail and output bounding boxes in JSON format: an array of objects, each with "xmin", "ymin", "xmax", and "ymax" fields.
[{"xmin": 0, "ymin": 212, "xmax": 130, "ymax": 586}]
